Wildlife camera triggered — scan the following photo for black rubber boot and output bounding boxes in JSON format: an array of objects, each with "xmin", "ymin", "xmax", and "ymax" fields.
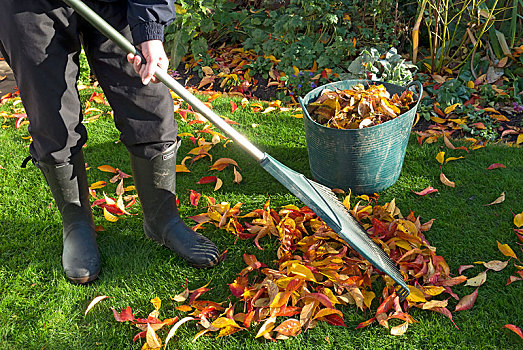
[
  {"xmin": 129, "ymin": 141, "xmax": 219, "ymax": 268},
  {"xmin": 37, "ymin": 151, "xmax": 100, "ymax": 284}
]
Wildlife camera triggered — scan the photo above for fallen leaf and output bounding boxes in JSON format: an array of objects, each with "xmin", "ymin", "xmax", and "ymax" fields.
[
  {"xmin": 214, "ymin": 177, "xmax": 223, "ymax": 191},
  {"xmin": 190, "ymin": 190, "xmax": 201, "ymax": 206},
  {"xmin": 164, "ymin": 317, "xmax": 196, "ymax": 347},
  {"xmin": 233, "ymin": 167, "xmax": 242, "ymax": 184},
  {"xmin": 487, "ymin": 163, "xmax": 506, "ymax": 170},
  {"xmin": 85, "ymin": 296, "xmax": 110, "ymax": 317},
  {"xmin": 97, "ymin": 164, "xmax": 117, "ymax": 173},
  {"xmin": 483, "ymin": 260, "xmax": 509, "ymax": 271},
  {"xmin": 103, "ymin": 207, "xmax": 119, "ymax": 222},
  {"xmin": 112, "ymin": 306, "xmax": 135, "ymax": 322},
  {"xmin": 503, "ymin": 324, "xmax": 523, "ymax": 339},
  {"xmin": 455, "ymin": 288, "xmax": 479, "ymax": 311},
  {"xmin": 465, "ymin": 271, "xmax": 487, "ymax": 287},
  {"xmin": 90, "ymin": 181, "xmax": 107, "ymax": 189},
  {"xmin": 458, "ymin": 265, "xmax": 475, "ymax": 274},
  {"xmin": 146, "ymin": 323, "xmax": 162, "ymax": 348},
  {"xmin": 273, "ymin": 318, "xmax": 302, "ymax": 336},
  {"xmin": 411, "ymin": 186, "xmax": 438, "ymax": 196},
  {"xmin": 436, "ymin": 152, "xmax": 445, "ymax": 164},
  {"xmin": 440, "ymin": 169, "xmax": 455, "ymax": 187},
  {"xmin": 484, "ymin": 192, "xmax": 505, "ymax": 206},
  {"xmin": 497, "ymin": 241, "xmax": 517, "ymax": 259},
  {"xmin": 210, "ymin": 158, "xmax": 240, "ymax": 171},
  {"xmin": 390, "ymin": 321, "xmax": 409, "ymax": 336},
  {"xmin": 514, "ymin": 213, "xmax": 523, "ymax": 228},
  {"xmin": 196, "ymin": 176, "xmax": 218, "ymax": 184}
]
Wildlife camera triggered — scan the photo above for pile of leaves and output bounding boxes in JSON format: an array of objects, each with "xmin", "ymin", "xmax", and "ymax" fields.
[
  {"xmin": 306, "ymin": 84, "xmax": 416, "ymax": 129},
  {"xmin": 86, "ymin": 195, "xmax": 523, "ymax": 349}
]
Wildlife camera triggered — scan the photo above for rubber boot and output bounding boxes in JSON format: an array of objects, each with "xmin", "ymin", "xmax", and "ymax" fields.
[
  {"xmin": 37, "ymin": 151, "xmax": 100, "ymax": 284},
  {"xmin": 129, "ymin": 141, "xmax": 219, "ymax": 268}
]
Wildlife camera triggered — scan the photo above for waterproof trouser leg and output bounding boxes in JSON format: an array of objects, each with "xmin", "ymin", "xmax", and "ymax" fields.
[
  {"xmin": 129, "ymin": 142, "xmax": 219, "ymax": 268},
  {"xmin": 37, "ymin": 151, "xmax": 100, "ymax": 283}
]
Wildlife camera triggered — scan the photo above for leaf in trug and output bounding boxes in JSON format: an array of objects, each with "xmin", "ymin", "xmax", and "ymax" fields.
[
  {"xmin": 411, "ymin": 186, "xmax": 438, "ymax": 196},
  {"xmin": 455, "ymin": 288, "xmax": 479, "ymax": 312},
  {"xmin": 233, "ymin": 167, "xmax": 242, "ymax": 184},
  {"xmin": 273, "ymin": 318, "xmax": 302, "ymax": 337},
  {"xmin": 440, "ymin": 168, "xmax": 455, "ymax": 187},
  {"xmin": 210, "ymin": 158, "xmax": 240, "ymax": 171},
  {"xmin": 484, "ymin": 192, "xmax": 505, "ymax": 206},
  {"xmin": 390, "ymin": 321, "xmax": 409, "ymax": 336},
  {"xmin": 487, "ymin": 163, "xmax": 506, "ymax": 170},
  {"xmin": 90, "ymin": 181, "xmax": 107, "ymax": 189},
  {"xmin": 103, "ymin": 207, "xmax": 119, "ymax": 222},
  {"xmin": 436, "ymin": 151, "xmax": 445, "ymax": 164},
  {"xmin": 97, "ymin": 164, "xmax": 117, "ymax": 173},
  {"xmin": 465, "ymin": 271, "xmax": 487, "ymax": 287},
  {"xmin": 503, "ymin": 324, "xmax": 523, "ymax": 340},
  {"xmin": 164, "ymin": 317, "xmax": 196, "ymax": 347},
  {"xmin": 190, "ymin": 190, "xmax": 201, "ymax": 206},
  {"xmin": 84, "ymin": 295, "xmax": 110, "ymax": 317},
  {"xmin": 483, "ymin": 260, "xmax": 509, "ymax": 272}
]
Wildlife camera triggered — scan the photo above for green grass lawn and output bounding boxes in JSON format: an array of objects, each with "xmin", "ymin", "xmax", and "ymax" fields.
[{"xmin": 0, "ymin": 89, "xmax": 522, "ymax": 349}]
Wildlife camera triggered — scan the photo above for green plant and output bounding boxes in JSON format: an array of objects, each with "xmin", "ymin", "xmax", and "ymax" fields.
[
  {"xmin": 340, "ymin": 47, "xmax": 417, "ymax": 85},
  {"xmin": 78, "ymin": 49, "xmax": 91, "ymax": 85},
  {"xmin": 460, "ymin": 105, "xmax": 500, "ymax": 140}
]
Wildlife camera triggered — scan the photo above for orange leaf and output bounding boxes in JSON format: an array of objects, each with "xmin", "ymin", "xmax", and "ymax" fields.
[
  {"xmin": 230, "ymin": 100, "xmax": 238, "ymax": 114},
  {"xmin": 440, "ymin": 169, "xmax": 455, "ymax": 187},
  {"xmin": 504, "ymin": 324, "xmax": 523, "ymax": 339},
  {"xmin": 189, "ymin": 190, "xmax": 201, "ymax": 206},
  {"xmin": 97, "ymin": 164, "xmax": 117, "ymax": 173},
  {"xmin": 273, "ymin": 318, "xmax": 302, "ymax": 336},
  {"xmin": 455, "ymin": 288, "xmax": 479, "ymax": 312},
  {"xmin": 176, "ymin": 164, "xmax": 191, "ymax": 173},
  {"xmin": 210, "ymin": 158, "xmax": 240, "ymax": 171}
]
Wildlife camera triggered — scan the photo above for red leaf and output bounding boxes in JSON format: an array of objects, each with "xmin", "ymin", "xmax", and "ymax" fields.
[
  {"xmin": 487, "ymin": 163, "xmax": 506, "ymax": 170},
  {"xmin": 455, "ymin": 288, "xmax": 479, "ymax": 312},
  {"xmin": 133, "ymin": 331, "xmax": 147, "ymax": 342},
  {"xmin": 190, "ymin": 190, "xmax": 201, "ymax": 206},
  {"xmin": 411, "ymin": 186, "xmax": 439, "ymax": 196},
  {"xmin": 431, "ymin": 307, "xmax": 459, "ymax": 329},
  {"xmin": 504, "ymin": 324, "xmax": 523, "ymax": 339},
  {"xmin": 323, "ymin": 313, "xmax": 346, "ymax": 327},
  {"xmin": 112, "ymin": 306, "xmax": 135, "ymax": 322},
  {"xmin": 230, "ymin": 100, "xmax": 238, "ymax": 114},
  {"xmin": 356, "ymin": 317, "xmax": 376, "ymax": 329},
  {"xmin": 196, "ymin": 176, "xmax": 218, "ymax": 184}
]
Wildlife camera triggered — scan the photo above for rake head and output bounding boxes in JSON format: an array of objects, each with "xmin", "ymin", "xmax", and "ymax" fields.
[{"xmin": 260, "ymin": 154, "xmax": 410, "ymax": 300}]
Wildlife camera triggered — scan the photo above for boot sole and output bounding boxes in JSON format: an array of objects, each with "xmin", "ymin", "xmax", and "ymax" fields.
[{"xmin": 67, "ymin": 272, "xmax": 99, "ymax": 285}]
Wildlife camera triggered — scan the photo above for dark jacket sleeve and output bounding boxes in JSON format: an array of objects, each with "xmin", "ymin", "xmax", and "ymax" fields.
[{"xmin": 127, "ymin": 0, "xmax": 176, "ymax": 45}]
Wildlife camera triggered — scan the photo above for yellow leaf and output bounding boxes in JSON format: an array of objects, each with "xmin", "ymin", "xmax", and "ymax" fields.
[
  {"xmin": 150, "ymin": 297, "xmax": 161, "ymax": 310},
  {"xmin": 255, "ymin": 316, "xmax": 276, "ymax": 338},
  {"xmin": 431, "ymin": 116, "xmax": 446, "ymax": 124},
  {"xmin": 444, "ymin": 103, "xmax": 460, "ymax": 114},
  {"xmin": 174, "ymin": 3, "xmax": 186, "ymax": 14},
  {"xmin": 467, "ymin": 81, "xmax": 475, "ymax": 89},
  {"xmin": 103, "ymin": 207, "xmax": 118, "ymax": 222},
  {"xmin": 422, "ymin": 299, "xmax": 448, "ymax": 309},
  {"xmin": 484, "ymin": 192, "xmax": 505, "ymax": 206},
  {"xmin": 293, "ymin": 66, "xmax": 300, "ymax": 76},
  {"xmin": 287, "ymin": 263, "xmax": 317, "ymax": 282},
  {"xmin": 363, "ymin": 290, "xmax": 375, "ymax": 309},
  {"xmin": 465, "ymin": 271, "xmax": 487, "ymax": 287},
  {"xmin": 407, "ymin": 286, "xmax": 427, "ymax": 303},
  {"xmin": 165, "ymin": 317, "xmax": 196, "ymax": 347},
  {"xmin": 90, "ymin": 181, "xmax": 107, "ymax": 189},
  {"xmin": 176, "ymin": 164, "xmax": 191, "ymax": 173},
  {"xmin": 436, "ymin": 152, "xmax": 445, "ymax": 164},
  {"xmin": 214, "ymin": 177, "xmax": 223, "ymax": 191},
  {"xmin": 517, "ymin": 134, "xmax": 523, "ymax": 145},
  {"xmin": 514, "ymin": 212, "xmax": 523, "ymax": 228},
  {"xmin": 497, "ymin": 241, "xmax": 517, "ymax": 259},
  {"xmin": 445, "ymin": 156, "xmax": 465, "ymax": 163},
  {"xmin": 422, "ymin": 286, "xmax": 446, "ymax": 296}
]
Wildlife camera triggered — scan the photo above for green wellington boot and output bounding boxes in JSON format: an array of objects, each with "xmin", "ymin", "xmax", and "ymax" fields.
[
  {"xmin": 37, "ymin": 151, "xmax": 100, "ymax": 283},
  {"xmin": 129, "ymin": 141, "xmax": 219, "ymax": 268}
]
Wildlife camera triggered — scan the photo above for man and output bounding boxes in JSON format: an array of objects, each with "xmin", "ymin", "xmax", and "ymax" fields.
[{"xmin": 0, "ymin": 0, "xmax": 219, "ymax": 284}]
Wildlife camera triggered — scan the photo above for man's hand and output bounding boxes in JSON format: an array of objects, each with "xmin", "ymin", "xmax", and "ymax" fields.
[{"xmin": 127, "ymin": 40, "xmax": 168, "ymax": 85}]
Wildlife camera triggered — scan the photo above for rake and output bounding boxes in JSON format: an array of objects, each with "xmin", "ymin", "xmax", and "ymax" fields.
[{"xmin": 63, "ymin": 0, "xmax": 410, "ymax": 300}]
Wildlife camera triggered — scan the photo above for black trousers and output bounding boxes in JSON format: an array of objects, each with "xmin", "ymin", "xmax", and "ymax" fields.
[{"xmin": 0, "ymin": 0, "xmax": 177, "ymax": 164}]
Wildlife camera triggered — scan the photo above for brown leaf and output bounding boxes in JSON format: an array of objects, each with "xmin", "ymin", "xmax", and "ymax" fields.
[
  {"xmin": 440, "ymin": 168, "xmax": 455, "ymax": 187},
  {"xmin": 273, "ymin": 318, "xmax": 302, "ymax": 336},
  {"xmin": 484, "ymin": 192, "xmax": 505, "ymax": 206}
]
